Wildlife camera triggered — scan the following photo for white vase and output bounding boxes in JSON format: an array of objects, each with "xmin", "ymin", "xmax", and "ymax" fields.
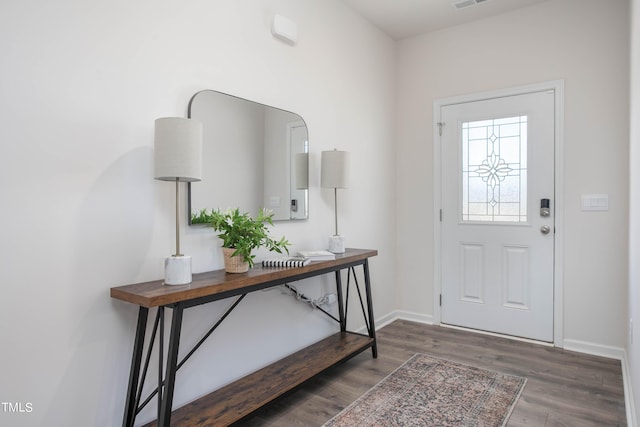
[
  {"xmin": 164, "ymin": 255, "xmax": 192, "ymax": 285},
  {"xmin": 328, "ymin": 235, "xmax": 345, "ymax": 254}
]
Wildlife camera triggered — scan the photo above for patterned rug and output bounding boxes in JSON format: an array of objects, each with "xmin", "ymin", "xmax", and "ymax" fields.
[{"xmin": 323, "ymin": 354, "xmax": 526, "ymax": 427}]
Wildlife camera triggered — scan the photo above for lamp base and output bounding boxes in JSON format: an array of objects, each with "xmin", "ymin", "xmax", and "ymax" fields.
[
  {"xmin": 328, "ymin": 235, "xmax": 345, "ymax": 254},
  {"xmin": 164, "ymin": 255, "xmax": 192, "ymax": 285}
]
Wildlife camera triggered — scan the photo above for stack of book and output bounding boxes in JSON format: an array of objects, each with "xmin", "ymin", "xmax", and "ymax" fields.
[
  {"xmin": 296, "ymin": 250, "xmax": 336, "ymax": 261},
  {"xmin": 262, "ymin": 256, "xmax": 311, "ymax": 268},
  {"xmin": 262, "ymin": 250, "xmax": 337, "ymax": 268}
]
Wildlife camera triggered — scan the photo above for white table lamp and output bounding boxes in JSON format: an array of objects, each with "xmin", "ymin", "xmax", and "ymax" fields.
[
  {"xmin": 295, "ymin": 152, "xmax": 309, "ymax": 190},
  {"xmin": 321, "ymin": 149, "xmax": 350, "ymax": 253},
  {"xmin": 154, "ymin": 117, "xmax": 203, "ymax": 285}
]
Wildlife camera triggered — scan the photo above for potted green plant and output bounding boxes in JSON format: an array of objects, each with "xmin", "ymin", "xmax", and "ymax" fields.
[{"xmin": 191, "ymin": 207, "xmax": 290, "ymax": 273}]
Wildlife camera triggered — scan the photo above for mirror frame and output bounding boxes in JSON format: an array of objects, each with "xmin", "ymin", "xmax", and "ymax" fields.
[{"xmin": 186, "ymin": 89, "xmax": 309, "ymax": 225}]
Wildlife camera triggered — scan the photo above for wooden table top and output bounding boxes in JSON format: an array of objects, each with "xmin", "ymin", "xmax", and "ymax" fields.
[{"xmin": 110, "ymin": 248, "xmax": 377, "ymax": 308}]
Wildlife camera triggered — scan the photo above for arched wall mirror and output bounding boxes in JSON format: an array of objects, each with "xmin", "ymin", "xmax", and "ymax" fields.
[{"xmin": 187, "ymin": 90, "xmax": 309, "ymax": 223}]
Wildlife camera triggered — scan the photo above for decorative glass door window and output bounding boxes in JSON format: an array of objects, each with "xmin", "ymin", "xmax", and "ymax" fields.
[{"xmin": 461, "ymin": 116, "xmax": 527, "ymax": 222}]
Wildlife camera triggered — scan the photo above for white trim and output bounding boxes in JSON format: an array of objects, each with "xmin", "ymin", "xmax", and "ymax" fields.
[
  {"xmin": 562, "ymin": 338, "xmax": 638, "ymax": 427},
  {"xmin": 394, "ymin": 310, "xmax": 435, "ymax": 325},
  {"xmin": 432, "ymin": 80, "xmax": 565, "ymax": 347},
  {"xmin": 563, "ymin": 338, "xmax": 625, "ymax": 360},
  {"xmin": 373, "ymin": 311, "xmax": 403, "ymax": 330},
  {"xmin": 433, "ymin": 95, "xmax": 443, "ymax": 325},
  {"xmin": 622, "ymin": 351, "xmax": 638, "ymax": 427},
  {"xmin": 359, "ymin": 310, "xmax": 434, "ymax": 334},
  {"xmin": 553, "ymin": 82, "xmax": 565, "ymax": 348}
]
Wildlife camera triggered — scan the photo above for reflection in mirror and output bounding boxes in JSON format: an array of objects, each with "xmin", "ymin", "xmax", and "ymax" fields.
[{"xmin": 187, "ymin": 90, "xmax": 309, "ymax": 222}]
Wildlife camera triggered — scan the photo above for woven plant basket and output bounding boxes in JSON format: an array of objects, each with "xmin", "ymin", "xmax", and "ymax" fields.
[{"xmin": 222, "ymin": 247, "xmax": 249, "ymax": 273}]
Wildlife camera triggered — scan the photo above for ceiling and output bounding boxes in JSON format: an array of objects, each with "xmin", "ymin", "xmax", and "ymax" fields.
[{"xmin": 340, "ymin": 0, "xmax": 550, "ymax": 40}]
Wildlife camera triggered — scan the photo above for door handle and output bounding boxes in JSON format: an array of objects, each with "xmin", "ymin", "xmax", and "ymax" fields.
[{"xmin": 540, "ymin": 225, "xmax": 551, "ymax": 235}]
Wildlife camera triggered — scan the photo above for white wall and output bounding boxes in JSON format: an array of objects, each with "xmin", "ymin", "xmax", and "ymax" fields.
[
  {"xmin": 0, "ymin": 1, "xmax": 396, "ymax": 426},
  {"xmin": 2, "ymin": 0, "xmax": 633, "ymax": 425},
  {"xmin": 396, "ymin": 0, "xmax": 630, "ymax": 348},
  {"xmin": 629, "ymin": 0, "xmax": 640, "ymax": 423}
]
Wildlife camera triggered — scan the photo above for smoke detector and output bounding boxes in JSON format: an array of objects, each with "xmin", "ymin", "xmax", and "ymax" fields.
[{"xmin": 452, "ymin": 0, "xmax": 489, "ymax": 9}]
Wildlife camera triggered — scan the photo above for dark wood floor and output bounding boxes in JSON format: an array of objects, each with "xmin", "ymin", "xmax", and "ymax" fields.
[{"xmin": 242, "ymin": 319, "xmax": 626, "ymax": 426}]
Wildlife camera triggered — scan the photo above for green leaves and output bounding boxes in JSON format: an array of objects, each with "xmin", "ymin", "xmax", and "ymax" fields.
[{"xmin": 191, "ymin": 208, "xmax": 290, "ymax": 267}]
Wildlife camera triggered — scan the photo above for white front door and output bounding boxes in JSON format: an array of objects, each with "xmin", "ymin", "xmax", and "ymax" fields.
[{"xmin": 440, "ymin": 90, "xmax": 555, "ymax": 342}]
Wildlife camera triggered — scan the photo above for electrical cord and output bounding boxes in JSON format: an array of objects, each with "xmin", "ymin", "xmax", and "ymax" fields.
[
  {"xmin": 281, "ymin": 283, "xmax": 341, "ymax": 323},
  {"xmin": 282, "ymin": 283, "xmax": 330, "ymax": 309}
]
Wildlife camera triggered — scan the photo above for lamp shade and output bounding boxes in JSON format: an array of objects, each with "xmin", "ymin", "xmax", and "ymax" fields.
[
  {"xmin": 154, "ymin": 117, "xmax": 203, "ymax": 182},
  {"xmin": 295, "ymin": 152, "xmax": 309, "ymax": 190},
  {"xmin": 321, "ymin": 150, "xmax": 350, "ymax": 189}
]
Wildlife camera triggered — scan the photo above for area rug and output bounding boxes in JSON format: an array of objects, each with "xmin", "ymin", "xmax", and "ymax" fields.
[{"xmin": 323, "ymin": 354, "xmax": 526, "ymax": 427}]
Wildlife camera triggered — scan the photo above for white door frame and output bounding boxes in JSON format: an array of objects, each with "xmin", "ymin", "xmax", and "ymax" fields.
[{"xmin": 433, "ymin": 80, "xmax": 565, "ymax": 347}]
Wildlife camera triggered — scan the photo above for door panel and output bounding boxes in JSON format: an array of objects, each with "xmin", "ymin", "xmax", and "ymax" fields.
[
  {"xmin": 440, "ymin": 90, "xmax": 555, "ymax": 342},
  {"xmin": 460, "ymin": 243, "xmax": 484, "ymax": 302},
  {"xmin": 502, "ymin": 245, "xmax": 529, "ymax": 309}
]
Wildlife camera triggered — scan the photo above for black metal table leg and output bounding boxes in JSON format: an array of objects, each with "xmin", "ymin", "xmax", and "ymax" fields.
[
  {"xmin": 157, "ymin": 307, "xmax": 164, "ymax": 421},
  {"xmin": 363, "ymin": 260, "xmax": 377, "ymax": 358},
  {"xmin": 335, "ymin": 270, "xmax": 346, "ymax": 332},
  {"xmin": 123, "ymin": 306, "xmax": 149, "ymax": 427},
  {"xmin": 158, "ymin": 303, "xmax": 185, "ymax": 427}
]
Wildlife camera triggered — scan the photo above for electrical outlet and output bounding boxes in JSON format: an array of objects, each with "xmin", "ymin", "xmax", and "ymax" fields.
[{"xmin": 326, "ymin": 293, "xmax": 337, "ymax": 305}]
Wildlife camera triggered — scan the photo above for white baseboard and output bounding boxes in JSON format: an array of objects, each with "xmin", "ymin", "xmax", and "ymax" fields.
[
  {"xmin": 372, "ymin": 311, "xmax": 401, "ymax": 330},
  {"xmin": 356, "ymin": 310, "xmax": 433, "ymax": 335},
  {"xmin": 562, "ymin": 338, "xmax": 625, "ymax": 360},
  {"xmin": 621, "ymin": 350, "xmax": 638, "ymax": 427},
  {"xmin": 392, "ymin": 310, "xmax": 434, "ymax": 325},
  {"xmin": 357, "ymin": 310, "xmax": 435, "ymax": 333},
  {"xmin": 562, "ymin": 340, "xmax": 636, "ymax": 427}
]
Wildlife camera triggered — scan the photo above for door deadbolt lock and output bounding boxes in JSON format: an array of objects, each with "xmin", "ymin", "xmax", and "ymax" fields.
[
  {"xmin": 540, "ymin": 198, "xmax": 550, "ymax": 217},
  {"xmin": 540, "ymin": 225, "xmax": 551, "ymax": 235}
]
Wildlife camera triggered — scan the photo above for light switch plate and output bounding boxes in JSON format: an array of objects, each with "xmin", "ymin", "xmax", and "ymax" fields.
[
  {"xmin": 581, "ymin": 194, "xmax": 609, "ymax": 211},
  {"xmin": 269, "ymin": 196, "xmax": 281, "ymax": 208}
]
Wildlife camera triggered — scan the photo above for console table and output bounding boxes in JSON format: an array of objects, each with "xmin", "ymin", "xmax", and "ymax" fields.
[{"xmin": 111, "ymin": 248, "xmax": 378, "ymax": 427}]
